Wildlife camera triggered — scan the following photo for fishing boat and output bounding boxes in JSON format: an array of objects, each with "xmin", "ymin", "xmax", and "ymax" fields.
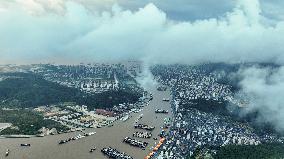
[
  {"xmin": 5, "ymin": 149, "xmax": 9, "ymax": 157},
  {"xmin": 20, "ymin": 144, "xmax": 31, "ymax": 147},
  {"xmin": 89, "ymin": 146, "xmax": 96, "ymax": 153}
]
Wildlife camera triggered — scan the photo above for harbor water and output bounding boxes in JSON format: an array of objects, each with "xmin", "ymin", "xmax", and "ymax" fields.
[{"xmin": 0, "ymin": 88, "xmax": 172, "ymax": 159}]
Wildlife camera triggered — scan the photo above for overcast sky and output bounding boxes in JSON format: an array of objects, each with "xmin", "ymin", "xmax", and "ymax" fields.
[
  {"xmin": 1, "ymin": 0, "xmax": 284, "ymax": 132},
  {"xmin": 0, "ymin": 0, "xmax": 284, "ymax": 64}
]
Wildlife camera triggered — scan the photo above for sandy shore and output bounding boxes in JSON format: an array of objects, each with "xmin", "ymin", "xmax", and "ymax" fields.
[{"xmin": 0, "ymin": 88, "xmax": 172, "ymax": 159}]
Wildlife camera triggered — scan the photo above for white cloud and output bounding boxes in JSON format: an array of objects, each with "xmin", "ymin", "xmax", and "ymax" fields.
[
  {"xmin": 260, "ymin": 0, "xmax": 284, "ymax": 21},
  {"xmin": 1, "ymin": 0, "xmax": 284, "ymax": 132},
  {"xmin": 0, "ymin": 0, "xmax": 284, "ymax": 65},
  {"xmin": 237, "ymin": 66, "xmax": 284, "ymax": 131},
  {"xmin": 13, "ymin": 0, "xmax": 66, "ymax": 15}
]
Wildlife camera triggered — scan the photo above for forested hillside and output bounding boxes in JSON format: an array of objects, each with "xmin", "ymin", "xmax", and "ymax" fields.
[
  {"xmin": 0, "ymin": 73, "xmax": 141, "ymax": 109},
  {"xmin": 213, "ymin": 143, "xmax": 284, "ymax": 159}
]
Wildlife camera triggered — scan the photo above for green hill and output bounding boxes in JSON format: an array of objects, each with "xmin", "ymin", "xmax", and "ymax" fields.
[
  {"xmin": 0, "ymin": 109, "xmax": 69, "ymax": 135},
  {"xmin": 0, "ymin": 72, "xmax": 141, "ymax": 109},
  {"xmin": 213, "ymin": 143, "xmax": 284, "ymax": 159}
]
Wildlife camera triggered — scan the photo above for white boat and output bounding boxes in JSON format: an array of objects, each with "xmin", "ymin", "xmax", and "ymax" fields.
[
  {"xmin": 122, "ymin": 115, "xmax": 130, "ymax": 122},
  {"xmin": 5, "ymin": 149, "xmax": 9, "ymax": 156}
]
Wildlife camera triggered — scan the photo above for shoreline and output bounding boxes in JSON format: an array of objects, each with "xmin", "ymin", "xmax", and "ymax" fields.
[{"xmin": 0, "ymin": 88, "xmax": 173, "ymax": 159}]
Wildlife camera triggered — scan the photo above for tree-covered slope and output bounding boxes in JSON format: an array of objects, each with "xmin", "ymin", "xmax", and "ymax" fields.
[
  {"xmin": 0, "ymin": 73, "xmax": 141, "ymax": 109},
  {"xmin": 0, "ymin": 109, "xmax": 68, "ymax": 135},
  {"xmin": 213, "ymin": 143, "xmax": 284, "ymax": 159}
]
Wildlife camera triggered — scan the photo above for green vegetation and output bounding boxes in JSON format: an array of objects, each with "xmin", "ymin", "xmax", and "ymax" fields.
[
  {"xmin": 188, "ymin": 143, "xmax": 284, "ymax": 159},
  {"xmin": 213, "ymin": 143, "xmax": 284, "ymax": 159},
  {"xmin": 77, "ymin": 89, "xmax": 142, "ymax": 110},
  {"xmin": 0, "ymin": 109, "xmax": 68, "ymax": 135},
  {"xmin": 188, "ymin": 148, "xmax": 214, "ymax": 159},
  {"xmin": 0, "ymin": 72, "xmax": 142, "ymax": 135},
  {"xmin": 182, "ymin": 99, "xmax": 235, "ymax": 116},
  {"xmin": 0, "ymin": 72, "xmax": 142, "ymax": 110},
  {"xmin": 0, "ymin": 73, "xmax": 80, "ymax": 108}
]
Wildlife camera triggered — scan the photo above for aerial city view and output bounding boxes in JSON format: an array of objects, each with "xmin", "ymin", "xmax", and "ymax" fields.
[{"xmin": 1, "ymin": 0, "xmax": 284, "ymax": 159}]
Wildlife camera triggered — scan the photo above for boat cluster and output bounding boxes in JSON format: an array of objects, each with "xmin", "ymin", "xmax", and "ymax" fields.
[
  {"xmin": 101, "ymin": 147, "xmax": 133, "ymax": 159},
  {"xmin": 133, "ymin": 131, "xmax": 152, "ymax": 138},
  {"xmin": 58, "ymin": 132, "xmax": 96, "ymax": 144},
  {"xmin": 134, "ymin": 124, "xmax": 155, "ymax": 131},
  {"xmin": 123, "ymin": 137, "xmax": 148, "ymax": 149},
  {"xmin": 155, "ymin": 109, "xmax": 169, "ymax": 114}
]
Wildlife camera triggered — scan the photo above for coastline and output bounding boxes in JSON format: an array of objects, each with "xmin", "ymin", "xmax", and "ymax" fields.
[{"xmin": 0, "ymin": 88, "xmax": 173, "ymax": 159}]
